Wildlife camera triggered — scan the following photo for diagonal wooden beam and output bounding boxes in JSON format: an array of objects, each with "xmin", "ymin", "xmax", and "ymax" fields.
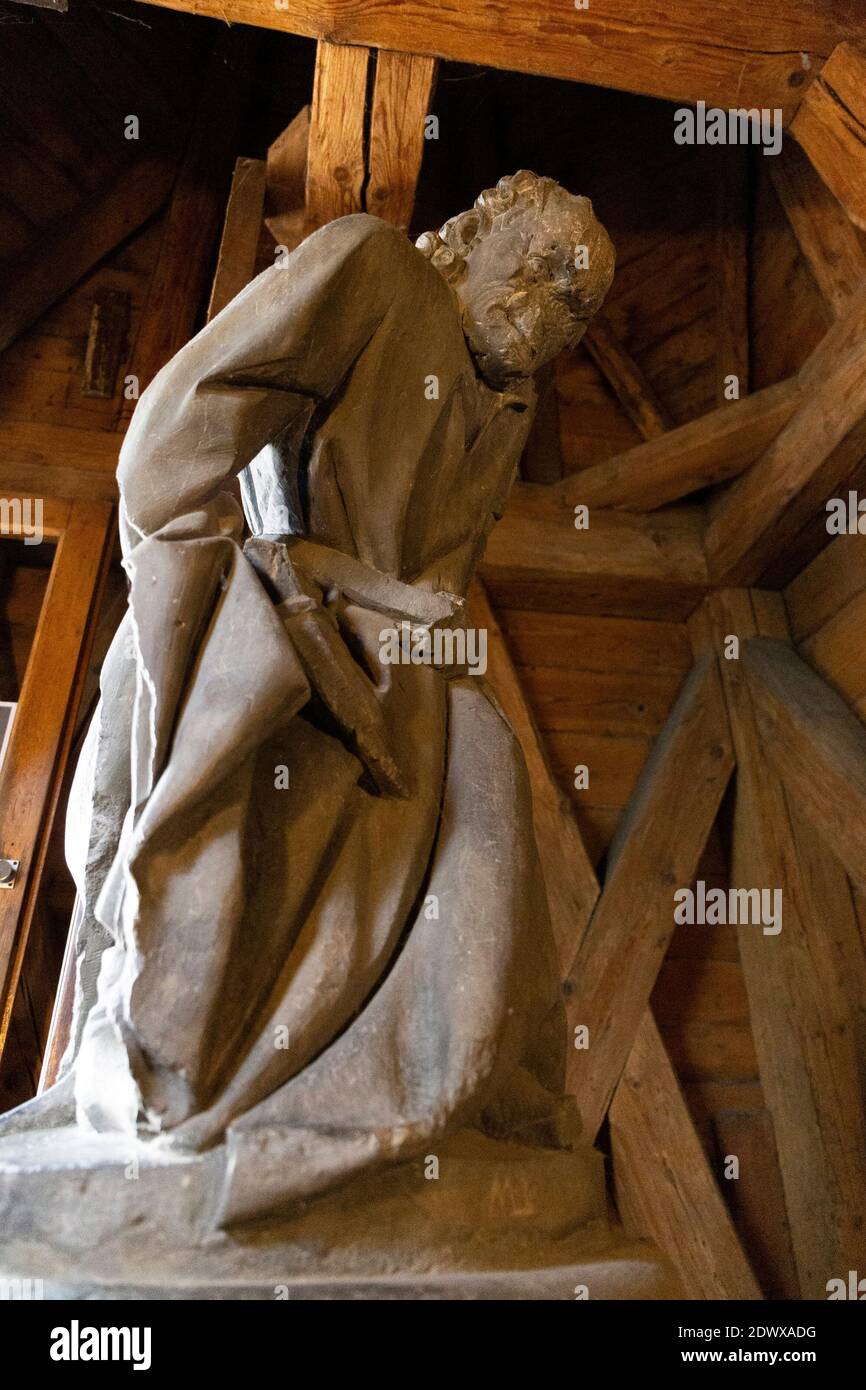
[
  {"xmin": 207, "ymin": 157, "xmax": 267, "ymax": 322},
  {"xmin": 305, "ymin": 41, "xmax": 370, "ymax": 232},
  {"xmin": 610, "ymin": 1011, "xmax": 761, "ymax": 1300},
  {"xmin": 582, "ymin": 312, "xmax": 673, "ymax": 441},
  {"xmin": 0, "ymin": 156, "xmax": 175, "ymax": 356},
  {"xmin": 743, "ymin": 635, "xmax": 866, "ymax": 892},
  {"xmin": 769, "ymin": 141, "xmax": 866, "ymax": 319},
  {"xmin": 366, "ymin": 50, "xmax": 437, "ymax": 232},
  {"xmin": 467, "ymin": 581, "xmax": 597, "ymax": 972},
  {"xmin": 692, "ymin": 589, "xmax": 866, "ymax": 1297},
  {"xmin": 481, "ymin": 485, "xmax": 708, "ymax": 619},
  {"xmin": 704, "ymin": 281, "xmax": 866, "ymax": 585},
  {"xmin": 792, "ymin": 41, "xmax": 866, "ymax": 232},
  {"xmin": 563, "ymin": 653, "xmax": 735, "ymax": 1139},
  {"xmin": 557, "ymin": 377, "xmax": 800, "ymax": 512},
  {"xmin": 474, "ymin": 580, "xmax": 759, "ymax": 1298}
]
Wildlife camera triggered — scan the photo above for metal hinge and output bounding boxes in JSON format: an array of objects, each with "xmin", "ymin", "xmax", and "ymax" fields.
[{"xmin": 0, "ymin": 859, "xmax": 20, "ymax": 889}]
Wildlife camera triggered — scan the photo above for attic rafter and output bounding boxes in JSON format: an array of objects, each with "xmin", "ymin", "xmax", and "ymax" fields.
[
  {"xmin": 792, "ymin": 41, "xmax": 866, "ymax": 233},
  {"xmin": 557, "ymin": 377, "xmax": 802, "ymax": 512},
  {"xmin": 769, "ymin": 141, "xmax": 866, "ymax": 320},
  {"xmin": 691, "ymin": 589, "xmax": 866, "ymax": 1298},
  {"xmin": 743, "ymin": 636, "xmax": 866, "ymax": 891},
  {"xmin": 472, "ymin": 580, "xmax": 758, "ymax": 1301},
  {"xmin": 135, "ymin": 0, "xmax": 864, "ymax": 121},
  {"xmin": 563, "ymin": 651, "xmax": 735, "ymax": 1141},
  {"xmin": 581, "ymin": 312, "xmax": 673, "ymax": 442}
]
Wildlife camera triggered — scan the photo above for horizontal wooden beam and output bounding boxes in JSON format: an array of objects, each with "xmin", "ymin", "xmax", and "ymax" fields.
[
  {"xmin": 558, "ymin": 377, "xmax": 801, "ymax": 512},
  {"xmin": 793, "ymin": 41, "xmax": 866, "ymax": 231},
  {"xmin": 480, "ymin": 485, "xmax": 708, "ymax": 619},
  {"xmin": 704, "ymin": 282, "xmax": 866, "ymax": 584},
  {"xmin": 563, "ymin": 653, "xmax": 734, "ymax": 1140},
  {"xmin": 0, "ymin": 423, "xmax": 120, "ymax": 501},
  {"xmin": 743, "ymin": 636, "xmax": 866, "ymax": 891},
  {"xmin": 135, "ymin": 0, "xmax": 862, "ymax": 120}
]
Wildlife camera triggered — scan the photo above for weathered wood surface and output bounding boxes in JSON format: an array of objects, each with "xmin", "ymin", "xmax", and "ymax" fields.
[
  {"xmin": 305, "ymin": 41, "xmax": 370, "ymax": 231},
  {"xmin": 0, "ymin": 423, "xmax": 120, "ymax": 502},
  {"xmin": 136, "ymin": 0, "xmax": 863, "ymax": 119},
  {"xmin": 610, "ymin": 1012, "xmax": 762, "ymax": 1301},
  {"xmin": 694, "ymin": 589, "xmax": 866, "ymax": 1298},
  {"xmin": 367, "ymin": 50, "xmax": 437, "ymax": 231},
  {"xmin": 770, "ymin": 141, "xmax": 866, "ymax": 319},
  {"xmin": 743, "ymin": 636, "xmax": 866, "ymax": 891},
  {"xmin": 80, "ymin": 289, "xmax": 131, "ymax": 399},
  {"xmin": 558, "ymin": 378, "xmax": 800, "ymax": 511},
  {"xmin": 793, "ymin": 41, "xmax": 866, "ymax": 231},
  {"xmin": 563, "ymin": 653, "xmax": 734, "ymax": 1139},
  {"xmin": 481, "ymin": 486, "xmax": 708, "ymax": 618}
]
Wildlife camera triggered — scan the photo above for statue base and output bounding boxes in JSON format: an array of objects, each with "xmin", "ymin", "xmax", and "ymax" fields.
[{"xmin": 0, "ymin": 1124, "xmax": 682, "ymax": 1300}]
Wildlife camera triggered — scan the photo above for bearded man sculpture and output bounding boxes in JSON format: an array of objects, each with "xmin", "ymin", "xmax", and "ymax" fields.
[{"xmin": 0, "ymin": 172, "xmax": 675, "ymax": 1296}]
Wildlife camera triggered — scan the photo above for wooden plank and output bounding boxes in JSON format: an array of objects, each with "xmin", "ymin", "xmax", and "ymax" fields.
[
  {"xmin": 799, "ymin": 589, "xmax": 866, "ymax": 716},
  {"xmin": 695, "ymin": 589, "xmax": 866, "ymax": 1297},
  {"xmin": 770, "ymin": 141, "xmax": 866, "ymax": 318},
  {"xmin": 582, "ymin": 312, "xmax": 673, "ymax": 441},
  {"xmin": 135, "ymin": 0, "xmax": 861, "ymax": 121},
  {"xmin": 207, "ymin": 157, "xmax": 267, "ymax": 322},
  {"xmin": 610, "ymin": 1012, "xmax": 762, "ymax": 1300},
  {"xmin": 713, "ymin": 147, "xmax": 749, "ymax": 405},
  {"xmin": 367, "ymin": 50, "xmax": 437, "ymax": 231},
  {"xmin": 563, "ymin": 653, "xmax": 735, "ymax": 1138},
  {"xmin": 792, "ymin": 42, "xmax": 866, "ymax": 231},
  {"xmin": 480, "ymin": 485, "xmax": 708, "ymax": 619},
  {"xmin": 0, "ymin": 501, "xmax": 115, "ymax": 1060},
  {"xmin": 467, "ymin": 580, "xmax": 597, "ymax": 973},
  {"xmin": 785, "ymin": 533, "xmax": 866, "ymax": 642},
  {"xmin": 743, "ymin": 635, "xmax": 866, "ymax": 891},
  {"xmin": 0, "ymin": 422, "xmax": 120, "ymax": 501},
  {"xmin": 711, "ymin": 1108, "xmax": 800, "ymax": 1299},
  {"xmin": 558, "ymin": 378, "xmax": 800, "ymax": 511},
  {"xmin": 0, "ymin": 156, "xmax": 174, "ymax": 355},
  {"xmin": 305, "ymin": 41, "xmax": 370, "ymax": 232},
  {"xmin": 265, "ymin": 106, "xmax": 309, "ymax": 253},
  {"xmin": 705, "ymin": 289, "xmax": 866, "ymax": 583}
]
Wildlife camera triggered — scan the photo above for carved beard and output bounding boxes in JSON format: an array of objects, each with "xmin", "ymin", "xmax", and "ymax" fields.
[{"xmin": 461, "ymin": 280, "xmax": 579, "ymax": 390}]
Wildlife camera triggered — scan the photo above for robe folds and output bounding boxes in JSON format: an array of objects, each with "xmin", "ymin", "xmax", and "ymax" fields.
[{"xmin": 61, "ymin": 214, "xmax": 582, "ymax": 1223}]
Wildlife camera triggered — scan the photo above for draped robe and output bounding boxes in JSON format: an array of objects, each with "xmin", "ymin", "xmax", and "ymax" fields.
[{"xmin": 60, "ymin": 214, "xmax": 582, "ymax": 1225}]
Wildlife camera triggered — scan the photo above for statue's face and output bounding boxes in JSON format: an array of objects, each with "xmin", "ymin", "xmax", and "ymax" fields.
[{"xmin": 456, "ymin": 223, "xmax": 578, "ymax": 388}]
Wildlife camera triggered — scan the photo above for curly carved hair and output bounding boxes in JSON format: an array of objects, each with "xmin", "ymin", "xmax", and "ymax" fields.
[{"xmin": 415, "ymin": 169, "xmax": 614, "ymax": 323}]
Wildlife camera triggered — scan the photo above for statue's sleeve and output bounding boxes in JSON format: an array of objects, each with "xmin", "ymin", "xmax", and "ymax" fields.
[{"xmin": 117, "ymin": 214, "xmax": 406, "ymax": 550}]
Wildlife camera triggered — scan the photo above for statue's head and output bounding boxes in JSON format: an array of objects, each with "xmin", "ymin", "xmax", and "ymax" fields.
[{"xmin": 416, "ymin": 170, "xmax": 615, "ymax": 390}]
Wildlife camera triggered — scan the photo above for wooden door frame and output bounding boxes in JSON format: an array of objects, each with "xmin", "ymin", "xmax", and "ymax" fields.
[{"xmin": 0, "ymin": 496, "xmax": 115, "ymax": 1066}]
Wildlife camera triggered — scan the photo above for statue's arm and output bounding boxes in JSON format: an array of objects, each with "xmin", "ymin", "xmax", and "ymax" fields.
[{"xmin": 117, "ymin": 215, "xmax": 408, "ymax": 549}]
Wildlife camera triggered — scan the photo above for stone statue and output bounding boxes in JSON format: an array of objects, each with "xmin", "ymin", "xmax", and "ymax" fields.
[{"xmin": 0, "ymin": 173, "xmax": 677, "ymax": 1296}]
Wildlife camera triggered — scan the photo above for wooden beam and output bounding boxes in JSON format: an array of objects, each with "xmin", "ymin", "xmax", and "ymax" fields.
[
  {"xmin": 743, "ymin": 635, "xmax": 866, "ymax": 891},
  {"xmin": 558, "ymin": 377, "xmax": 800, "ymax": 512},
  {"xmin": 135, "ymin": 0, "xmax": 863, "ymax": 122},
  {"xmin": 770, "ymin": 141, "xmax": 866, "ymax": 319},
  {"xmin": 367, "ymin": 50, "xmax": 437, "ymax": 231},
  {"xmin": 265, "ymin": 106, "xmax": 309, "ymax": 253},
  {"xmin": 704, "ymin": 284, "xmax": 866, "ymax": 584},
  {"xmin": 610, "ymin": 1012, "xmax": 762, "ymax": 1300},
  {"xmin": 792, "ymin": 42, "xmax": 866, "ymax": 232},
  {"xmin": 563, "ymin": 653, "xmax": 735, "ymax": 1139},
  {"xmin": 472, "ymin": 581, "xmax": 758, "ymax": 1298},
  {"xmin": 466, "ymin": 580, "xmax": 597, "ymax": 972},
  {"xmin": 0, "ymin": 156, "xmax": 174, "ymax": 355},
  {"xmin": 0, "ymin": 422, "xmax": 120, "ymax": 501},
  {"xmin": 0, "ymin": 502, "xmax": 115, "ymax": 1060},
  {"xmin": 305, "ymin": 41, "xmax": 370, "ymax": 231},
  {"xmin": 694, "ymin": 589, "xmax": 866, "ymax": 1297},
  {"xmin": 207, "ymin": 157, "xmax": 267, "ymax": 322},
  {"xmin": 582, "ymin": 312, "xmax": 673, "ymax": 441},
  {"xmin": 713, "ymin": 147, "xmax": 750, "ymax": 404},
  {"xmin": 480, "ymin": 485, "xmax": 708, "ymax": 619}
]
